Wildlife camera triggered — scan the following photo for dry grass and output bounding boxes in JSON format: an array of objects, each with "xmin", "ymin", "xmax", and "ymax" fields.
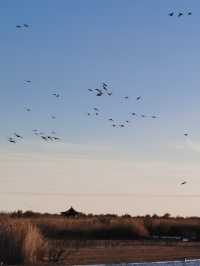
[{"xmin": 0, "ymin": 218, "xmax": 46, "ymax": 264}]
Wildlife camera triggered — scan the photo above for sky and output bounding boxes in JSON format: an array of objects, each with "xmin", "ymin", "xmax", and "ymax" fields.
[{"xmin": 1, "ymin": 0, "xmax": 200, "ymax": 216}]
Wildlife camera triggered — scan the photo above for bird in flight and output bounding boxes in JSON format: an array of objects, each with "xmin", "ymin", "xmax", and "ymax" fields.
[
  {"xmin": 151, "ymin": 116, "xmax": 157, "ymax": 119},
  {"xmin": 168, "ymin": 12, "xmax": 174, "ymax": 16},
  {"xmin": 88, "ymin": 89, "xmax": 93, "ymax": 92},
  {"xmin": 94, "ymin": 107, "xmax": 99, "ymax": 112},
  {"xmin": 188, "ymin": 12, "xmax": 192, "ymax": 16},
  {"xmin": 132, "ymin": 112, "xmax": 136, "ymax": 116},
  {"xmin": 47, "ymin": 136, "xmax": 53, "ymax": 141},
  {"xmin": 24, "ymin": 80, "xmax": 31, "ymax": 83},
  {"xmin": 14, "ymin": 133, "xmax": 23, "ymax": 139},
  {"xmin": 53, "ymin": 137, "xmax": 60, "ymax": 141},
  {"xmin": 8, "ymin": 137, "xmax": 16, "ymax": 143},
  {"xmin": 52, "ymin": 93, "xmax": 60, "ymax": 98},
  {"xmin": 136, "ymin": 96, "xmax": 141, "ymax": 101},
  {"xmin": 112, "ymin": 124, "xmax": 117, "ymax": 127},
  {"xmin": 16, "ymin": 24, "xmax": 30, "ymax": 29},
  {"xmin": 124, "ymin": 96, "xmax": 129, "ymax": 100},
  {"xmin": 108, "ymin": 118, "xmax": 114, "ymax": 122},
  {"xmin": 181, "ymin": 181, "xmax": 187, "ymax": 185},
  {"xmin": 178, "ymin": 12, "xmax": 183, "ymax": 17},
  {"xmin": 25, "ymin": 108, "xmax": 31, "ymax": 112},
  {"xmin": 102, "ymin": 82, "xmax": 108, "ymax": 91},
  {"xmin": 51, "ymin": 115, "xmax": 56, "ymax": 119},
  {"xmin": 107, "ymin": 92, "xmax": 112, "ymax": 96},
  {"xmin": 95, "ymin": 89, "xmax": 103, "ymax": 96},
  {"xmin": 184, "ymin": 133, "xmax": 188, "ymax": 137},
  {"xmin": 41, "ymin": 136, "xmax": 48, "ymax": 141}
]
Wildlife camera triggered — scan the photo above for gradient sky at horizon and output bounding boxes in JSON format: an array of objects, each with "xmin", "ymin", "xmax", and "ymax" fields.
[{"xmin": 1, "ymin": 0, "xmax": 200, "ymax": 216}]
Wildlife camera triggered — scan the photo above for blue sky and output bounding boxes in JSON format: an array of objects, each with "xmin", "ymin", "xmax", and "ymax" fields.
[{"xmin": 1, "ymin": 0, "xmax": 200, "ymax": 215}]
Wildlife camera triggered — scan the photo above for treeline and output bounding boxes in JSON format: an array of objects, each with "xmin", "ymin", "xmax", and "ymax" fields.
[{"xmin": 0, "ymin": 210, "xmax": 195, "ymax": 219}]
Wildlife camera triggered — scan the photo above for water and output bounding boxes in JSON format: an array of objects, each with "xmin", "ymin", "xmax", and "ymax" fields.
[{"xmin": 79, "ymin": 259, "xmax": 200, "ymax": 266}]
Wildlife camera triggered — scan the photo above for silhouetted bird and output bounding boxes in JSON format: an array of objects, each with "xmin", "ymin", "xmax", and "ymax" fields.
[
  {"xmin": 95, "ymin": 113, "xmax": 99, "ymax": 116},
  {"xmin": 41, "ymin": 136, "xmax": 48, "ymax": 141},
  {"xmin": 47, "ymin": 136, "xmax": 53, "ymax": 141},
  {"xmin": 141, "ymin": 115, "xmax": 146, "ymax": 118},
  {"xmin": 178, "ymin": 12, "xmax": 183, "ymax": 17},
  {"xmin": 107, "ymin": 92, "xmax": 112, "ymax": 96},
  {"xmin": 14, "ymin": 133, "xmax": 23, "ymax": 139},
  {"xmin": 25, "ymin": 108, "xmax": 31, "ymax": 112},
  {"xmin": 52, "ymin": 93, "xmax": 60, "ymax": 98},
  {"xmin": 184, "ymin": 133, "xmax": 188, "ymax": 137},
  {"xmin": 53, "ymin": 137, "xmax": 60, "ymax": 140},
  {"xmin": 188, "ymin": 12, "xmax": 192, "ymax": 16},
  {"xmin": 94, "ymin": 108, "xmax": 99, "ymax": 112},
  {"xmin": 8, "ymin": 138, "xmax": 16, "ymax": 143},
  {"xmin": 102, "ymin": 83, "xmax": 108, "ymax": 91},
  {"xmin": 103, "ymin": 82, "xmax": 108, "ymax": 87},
  {"xmin": 87, "ymin": 113, "xmax": 91, "ymax": 116},
  {"xmin": 152, "ymin": 116, "xmax": 157, "ymax": 119},
  {"xmin": 120, "ymin": 124, "xmax": 125, "ymax": 128},
  {"xmin": 108, "ymin": 118, "xmax": 114, "ymax": 121},
  {"xmin": 132, "ymin": 112, "xmax": 136, "ymax": 116},
  {"xmin": 95, "ymin": 88, "xmax": 103, "ymax": 96},
  {"xmin": 136, "ymin": 96, "xmax": 141, "ymax": 101},
  {"xmin": 23, "ymin": 24, "xmax": 29, "ymax": 27},
  {"xmin": 51, "ymin": 115, "xmax": 56, "ymax": 119},
  {"xmin": 181, "ymin": 181, "xmax": 187, "ymax": 185},
  {"xmin": 24, "ymin": 80, "xmax": 31, "ymax": 83},
  {"xmin": 168, "ymin": 12, "xmax": 174, "ymax": 16},
  {"xmin": 112, "ymin": 124, "xmax": 116, "ymax": 127},
  {"xmin": 124, "ymin": 96, "xmax": 129, "ymax": 99},
  {"xmin": 88, "ymin": 89, "xmax": 93, "ymax": 92},
  {"xmin": 126, "ymin": 120, "xmax": 130, "ymax": 123},
  {"xmin": 95, "ymin": 89, "xmax": 103, "ymax": 96}
]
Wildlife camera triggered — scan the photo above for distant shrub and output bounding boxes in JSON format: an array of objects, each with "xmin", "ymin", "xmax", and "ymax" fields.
[{"xmin": 0, "ymin": 218, "xmax": 46, "ymax": 264}]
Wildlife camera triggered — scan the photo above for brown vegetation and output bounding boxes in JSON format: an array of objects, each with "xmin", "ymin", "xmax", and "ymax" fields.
[
  {"xmin": 0, "ymin": 217, "xmax": 46, "ymax": 264},
  {"xmin": 1, "ymin": 211, "xmax": 200, "ymax": 264}
]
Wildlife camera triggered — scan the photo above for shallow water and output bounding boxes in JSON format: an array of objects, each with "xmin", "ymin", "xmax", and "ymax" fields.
[{"xmin": 82, "ymin": 259, "xmax": 200, "ymax": 266}]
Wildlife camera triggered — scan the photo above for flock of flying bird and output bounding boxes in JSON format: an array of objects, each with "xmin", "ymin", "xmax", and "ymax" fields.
[
  {"xmin": 168, "ymin": 11, "xmax": 192, "ymax": 17},
  {"xmin": 8, "ymin": 83, "xmax": 61, "ymax": 144},
  {"xmin": 87, "ymin": 82, "xmax": 158, "ymax": 128},
  {"xmin": 9, "ymin": 11, "xmax": 193, "ymax": 186}
]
